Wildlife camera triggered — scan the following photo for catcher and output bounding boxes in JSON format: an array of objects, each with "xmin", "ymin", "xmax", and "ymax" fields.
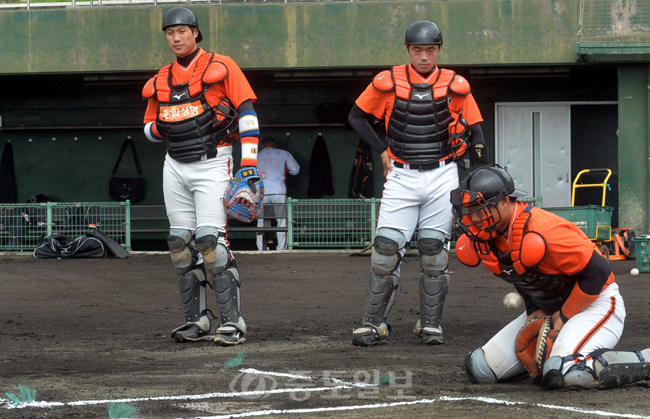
[
  {"xmin": 142, "ymin": 8, "xmax": 262, "ymax": 346},
  {"xmin": 452, "ymin": 165, "xmax": 649, "ymax": 390}
]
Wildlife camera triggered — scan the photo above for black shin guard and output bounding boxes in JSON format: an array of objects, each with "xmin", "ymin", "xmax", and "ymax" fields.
[
  {"xmin": 362, "ymin": 272, "xmax": 398, "ymax": 328},
  {"xmin": 419, "ymin": 273, "xmax": 449, "ymax": 330},
  {"xmin": 213, "ymin": 266, "xmax": 243, "ymax": 329}
]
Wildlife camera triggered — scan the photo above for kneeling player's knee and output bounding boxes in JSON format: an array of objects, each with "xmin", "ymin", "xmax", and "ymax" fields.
[
  {"xmin": 167, "ymin": 229, "xmax": 193, "ymax": 273},
  {"xmin": 542, "ymin": 355, "xmax": 597, "ymax": 390},
  {"xmin": 418, "ymin": 230, "xmax": 448, "ymax": 276},
  {"xmin": 371, "ymin": 228, "xmax": 406, "ymax": 276},
  {"xmin": 464, "ymin": 348, "xmax": 497, "ymax": 383}
]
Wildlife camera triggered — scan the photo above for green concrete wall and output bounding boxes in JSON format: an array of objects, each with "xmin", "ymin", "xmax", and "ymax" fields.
[
  {"xmin": 618, "ymin": 65, "xmax": 650, "ymax": 235},
  {"xmin": 0, "ymin": 0, "xmax": 581, "ymax": 74}
]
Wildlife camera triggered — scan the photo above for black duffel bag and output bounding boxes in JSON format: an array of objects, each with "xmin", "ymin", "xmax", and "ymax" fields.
[{"xmin": 34, "ymin": 233, "xmax": 106, "ymax": 259}]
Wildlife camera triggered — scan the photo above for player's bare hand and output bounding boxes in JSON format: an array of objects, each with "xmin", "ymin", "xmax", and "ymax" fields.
[
  {"xmin": 551, "ymin": 310, "xmax": 565, "ymax": 331},
  {"xmin": 380, "ymin": 151, "xmax": 392, "ymax": 177}
]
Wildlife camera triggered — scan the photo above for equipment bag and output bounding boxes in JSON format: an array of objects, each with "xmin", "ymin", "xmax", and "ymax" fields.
[
  {"xmin": 109, "ymin": 138, "xmax": 144, "ymax": 203},
  {"xmin": 34, "ymin": 233, "xmax": 106, "ymax": 259}
]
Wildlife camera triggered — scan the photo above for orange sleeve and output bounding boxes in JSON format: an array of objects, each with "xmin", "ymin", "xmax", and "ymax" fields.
[
  {"xmin": 355, "ymin": 83, "xmax": 394, "ymax": 123},
  {"xmin": 531, "ymin": 209, "xmax": 597, "ymax": 276},
  {"xmin": 143, "ymin": 97, "xmax": 159, "ymax": 124},
  {"xmin": 560, "ymin": 281, "xmax": 600, "ymax": 320},
  {"xmin": 449, "ymin": 92, "xmax": 483, "ymax": 126},
  {"xmin": 207, "ymin": 55, "xmax": 257, "ymax": 110}
]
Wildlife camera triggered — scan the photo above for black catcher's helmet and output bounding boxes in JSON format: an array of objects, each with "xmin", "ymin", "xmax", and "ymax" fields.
[
  {"xmin": 450, "ymin": 165, "xmax": 527, "ymax": 242},
  {"xmin": 163, "ymin": 7, "xmax": 203, "ymax": 43},
  {"xmin": 405, "ymin": 21, "xmax": 443, "ymax": 46}
]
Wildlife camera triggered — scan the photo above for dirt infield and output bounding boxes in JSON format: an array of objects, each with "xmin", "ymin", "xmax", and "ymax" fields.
[{"xmin": 1, "ymin": 252, "xmax": 649, "ymax": 419}]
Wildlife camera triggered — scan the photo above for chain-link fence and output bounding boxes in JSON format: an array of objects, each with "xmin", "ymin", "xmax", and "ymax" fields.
[
  {"xmin": 0, "ymin": 0, "xmax": 384, "ymax": 11},
  {"xmin": 0, "ymin": 202, "xmax": 130, "ymax": 252},
  {"xmin": 288, "ymin": 198, "xmax": 377, "ymax": 249},
  {"xmin": 579, "ymin": 0, "xmax": 650, "ymax": 43}
]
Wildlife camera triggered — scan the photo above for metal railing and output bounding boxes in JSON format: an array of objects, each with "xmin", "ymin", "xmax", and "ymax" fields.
[
  {"xmin": 0, "ymin": 0, "xmax": 365, "ymax": 11},
  {"xmin": 0, "ymin": 201, "xmax": 130, "ymax": 252},
  {"xmin": 579, "ymin": 0, "xmax": 650, "ymax": 43},
  {"xmin": 0, "ymin": 196, "xmax": 545, "ymax": 252}
]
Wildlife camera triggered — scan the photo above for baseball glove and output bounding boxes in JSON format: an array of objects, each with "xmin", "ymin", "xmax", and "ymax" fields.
[
  {"xmin": 224, "ymin": 167, "xmax": 264, "ymax": 223},
  {"xmin": 514, "ymin": 316, "xmax": 558, "ymax": 378}
]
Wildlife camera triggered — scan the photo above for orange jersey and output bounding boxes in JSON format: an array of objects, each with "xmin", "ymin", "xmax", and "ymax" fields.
[
  {"xmin": 355, "ymin": 64, "xmax": 482, "ymax": 163},
  {"xmin": 143, "ymin": 48, "xmax": 257, "ymax": 124},
  {"xmin": 493, "ymin": 201, "xmax": 614, "ymax": 319},
  {"xmin": 493, "ymin": 201, "xmax": 599, "ymax": 277}
]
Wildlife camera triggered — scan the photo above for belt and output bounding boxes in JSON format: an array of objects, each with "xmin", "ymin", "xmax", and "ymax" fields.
[
  {"xmin": 203, "ymin": 148, "xmax": 219, "ymax": 160},
  {"xmin": 394, "ymin": 160, "xmax": 446, "ymax": 171}
]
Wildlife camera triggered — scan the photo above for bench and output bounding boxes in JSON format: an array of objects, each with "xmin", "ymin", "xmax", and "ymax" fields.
[{"xmin": 130, "ymin": 204, "xmax": 288, "ymax": 250}]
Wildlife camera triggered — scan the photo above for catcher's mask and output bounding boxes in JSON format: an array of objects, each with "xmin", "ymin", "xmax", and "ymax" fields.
[
  {"xmin": 451, "ymin": 165, "xmax": 527, "ymax": 243},
  {"xmin": 212, "ymin": 98, "xmax": 238, "ymax": 143}
]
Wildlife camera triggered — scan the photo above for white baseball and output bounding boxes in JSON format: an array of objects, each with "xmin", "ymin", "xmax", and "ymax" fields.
[
  {"xmin": 631, "ymin": 268, "xmax": 639, "ymax": 276},
  {"xmin": 503, "ymin": 292, "xmax": 523, "ymax": 309}
]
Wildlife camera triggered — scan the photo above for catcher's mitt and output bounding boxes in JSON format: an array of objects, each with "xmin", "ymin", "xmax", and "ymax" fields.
[
  {"xmin": 225, "ymin": 167, "xmax": 264, "ymax": 223},
  {"xmin": 514, "ymin": 316, "xmax": 558, "ymax": 378}
]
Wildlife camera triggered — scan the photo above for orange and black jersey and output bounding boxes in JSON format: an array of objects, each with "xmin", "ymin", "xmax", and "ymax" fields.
[
  {"xmin": 143, "ymin": 48, "xmax": 257, "ymax": 125},
  {"xmin": 351, "ymin": 64, "xmax": 484, "ymax": 165},
  {"xmin": 493, "ymin": 202, "xmax": 614, "ymax": 321}
]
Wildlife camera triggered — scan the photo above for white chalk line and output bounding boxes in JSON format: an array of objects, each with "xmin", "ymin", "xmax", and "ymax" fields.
[
  {"xmin": 238, "ymin": 368, "xmax": 312, "ymax": 380},
  {"xmin": 2, "ymin": 369, "xmax": 649, "ymax": 419},
  {"xmin": 238, "ymin": 368, "xmax": 376, "ymax": 387},
  {"xmin": 180, "ymin": 396, "xmax": 650, "ymax": 419},
  {"xmin": 0, "ymin": 368, "xmax": 373, "ymax": 410}
]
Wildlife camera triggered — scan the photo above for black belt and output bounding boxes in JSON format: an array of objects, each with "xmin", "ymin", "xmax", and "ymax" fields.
[
  {"xmin": 205, "ymin": 148, "xmax": 219, "ymax": 159},
  {"xmin": 394, "ymin": 160, "xmax": 445, "ymax": 171}
]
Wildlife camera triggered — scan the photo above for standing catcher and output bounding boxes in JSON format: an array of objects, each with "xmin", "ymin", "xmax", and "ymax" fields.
[
  {"xmin": 452, "ymin": 165, "xmax": 649, "ymax": 390},
  {"xmin": 142, "ymin": 7, "xmax": 263, "ymax": 346},
  {"xmin": 347, "ymin": 20, "xmax": 489, "ymax": 346}
]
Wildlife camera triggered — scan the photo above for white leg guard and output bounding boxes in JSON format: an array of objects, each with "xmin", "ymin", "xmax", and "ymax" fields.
[
  {"xmin": 542, "ymin": 348, "xmax": 650, "ymax": 390},
  {"xmin": 594, "ymin": 348, "xmax": 650, "ymax": 389},
  {"xmin": 464, "ymin": 348, "xmax": 498, "ymax": 383}
]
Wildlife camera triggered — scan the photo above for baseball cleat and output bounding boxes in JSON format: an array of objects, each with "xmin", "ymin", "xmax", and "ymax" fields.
[
  {"xmin": 171, "ymin": 323, "xmax": 215, "ymax": 343},
  {"xmin": 413, "ymin": 322, "xmax": 444, "ymax": 345},
  {"xmin": 214, "ymin": 326, "xmax": 246, "ymax": 346},
  {"xmin": 540, "ymin": 369, "xmax": 565, "ymax": 390},
  {"xmin": 352, "ymin": 326, "xmax": 387, "ymax": 347},
  {"xmin": 419, "ymin": 329, "xmax": 444, "ymax": 345}
]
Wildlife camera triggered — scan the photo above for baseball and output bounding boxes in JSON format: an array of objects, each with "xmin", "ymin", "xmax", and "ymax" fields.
[
  {"xmin": 631, "ymin": 268, "xmax": 640, "ymax": 276},
  {"xmin": 503, "ymin": 292, "xmax": 523, "ymax": 309}
]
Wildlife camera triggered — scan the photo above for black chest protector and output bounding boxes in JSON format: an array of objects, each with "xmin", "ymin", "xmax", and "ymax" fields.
[
  {"xmin": 143, "ymin": 52, "xmax": 237, "ymax": 163},
  {"xmin": 156, "ymin": 82, "xmax": 219, "ymax": 163},
  {"xmin": 386, "ymin": 66, "xmax": 454, "ymax": 165},
  {"xmin": 494, "ymin": 253, "xmax": 576, "ymax": 313}
]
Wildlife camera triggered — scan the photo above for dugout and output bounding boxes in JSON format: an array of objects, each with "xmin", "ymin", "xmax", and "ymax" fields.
[{"xmin": 0, "ymin": 0, "xmax": 646, "ymax": 243}]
